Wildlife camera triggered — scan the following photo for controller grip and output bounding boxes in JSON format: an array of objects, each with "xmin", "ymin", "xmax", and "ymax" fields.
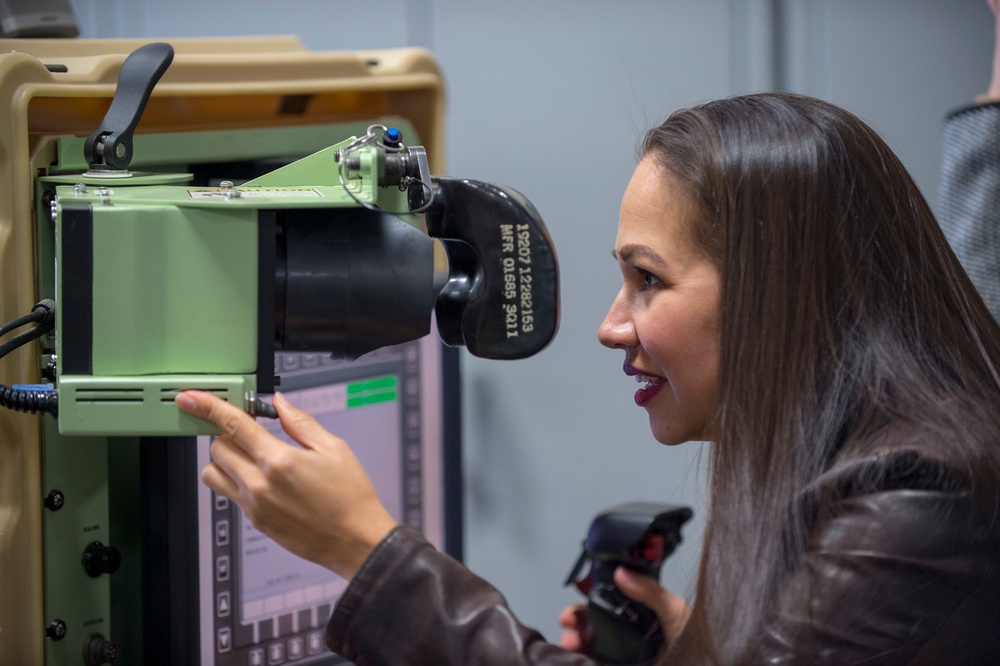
[
  {"xmin": 586, "ymin": 565, "xmax": 665, "ymax": 665},
  {"xmin": 425, "ymin": 177, "xmax": 559, "ymax": 360},
  {"xmin": 565, "ymin": 503, "xmax": 693, "ymax": 665},
  {"xmin": 587, "ymin": 596, "xmax": 664, "ymax": 665}
]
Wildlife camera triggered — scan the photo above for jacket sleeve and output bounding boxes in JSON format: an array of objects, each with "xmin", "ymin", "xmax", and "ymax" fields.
[
  {"xmin": 326, "ymin": 525, "xmax": 598, "ymax": 666},
  {"xmin": 325, "ymin": 466, "xmax": 996, "ymax": 665},
  {"xmin": 938, "ymin": 101, "xmax": 1000, "ymax": 320},
  {"xmin": 755, "ymin": 483, "xmax": 993, "ymax": 665}
]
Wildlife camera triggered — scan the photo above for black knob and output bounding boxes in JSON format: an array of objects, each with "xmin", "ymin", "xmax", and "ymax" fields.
[
  {"xmin": 45, "ymin": 489, "xmax": 65, "ymax": 511},
  {"xmin": 46, "ymin": 619, "xmax": 67, "ymax": 641},
  {"xmin": 82, "ymin": 541, "xmax": 121, "ymax": 577},
  {"xmin": 83, "ymin": 633, "xmax": 120, "ymax": 665}
]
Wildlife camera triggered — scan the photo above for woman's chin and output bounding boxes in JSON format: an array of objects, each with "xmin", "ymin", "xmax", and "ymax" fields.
[{"xmin": 648, "ymin": 414, "xmax": 713, "ymax": 446}]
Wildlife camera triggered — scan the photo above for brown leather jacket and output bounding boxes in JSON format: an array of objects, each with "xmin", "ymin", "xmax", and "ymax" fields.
[{"xmin": 325, "ymin": 462, "xmax": 1000, "ymax": 665}]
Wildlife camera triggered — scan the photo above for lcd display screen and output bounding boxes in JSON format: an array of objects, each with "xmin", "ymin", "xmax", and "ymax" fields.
[{"xmin": 195, "ymin": 335, "xmax": 455, "ymax": 665}]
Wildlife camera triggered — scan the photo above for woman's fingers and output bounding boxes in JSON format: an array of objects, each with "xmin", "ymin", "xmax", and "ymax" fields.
[
  {"xmin": 557, "ymin": 603, "xmax": 585, "ymax": 628},
  {"xmin": 176, "ymin": 390, "xmax": 272, "ymax": 461},
  {"xmin": 558, "ymin": 631, "xmax": 584, "ymax": 652},
  {"xmin": 556, "ymin": 604, "xmax": 591, "ymax": 653},
  {"xmin": 614, "ymin": 567, "xmax": 691, "ymax": 641},
  {"xmin": 201, "ymin": 458, "xmax": 240, "ymax": 499},
  {"xmin": 613, "ymin": 567, "xmax": 665, "ymax": 606},
  {"xmin": 206, "ymin": 435, "xmax": 262, "ymax": 491},
  {"xmin": 177, "ymin": 390, "xmax": 397, "ymax": 579},
  {"xmin": 273, "ymin": 392, "xmax": 342, "ymax": 453}
]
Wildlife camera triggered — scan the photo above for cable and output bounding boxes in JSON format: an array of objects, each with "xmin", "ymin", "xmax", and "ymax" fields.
[
  {"xmin": 0, "ymin": 299, "xmax": 55, "ymax": 339},
  {"xmin": 0, "ymin": 312, "xmax": 43, "ymax": 339},
  {"xmin": 0, "ymin": 300, "xmax": 59, "ymax": 416},
  {"xmin": 0, "ymin": 383, "xmax": 58, "ymax": 416},
  {"xmin": 0, "ymin": 318, "xmax": 54, "ymax": 359}
]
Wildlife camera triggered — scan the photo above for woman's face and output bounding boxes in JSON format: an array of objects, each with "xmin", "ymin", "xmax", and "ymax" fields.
[{"xmin": 599, "ymin": 156, "xmax": 721, "ymax": 445}]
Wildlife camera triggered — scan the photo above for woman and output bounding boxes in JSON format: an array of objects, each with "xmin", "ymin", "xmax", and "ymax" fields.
[{"xmin": 177, "ymin": 91, "xmax": 1000, "ymax": 664}]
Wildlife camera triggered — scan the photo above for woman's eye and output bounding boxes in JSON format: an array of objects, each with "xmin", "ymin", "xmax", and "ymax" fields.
[{"xmin": 639, "ymin": 270, "xmax": 661, "ymax": 289}]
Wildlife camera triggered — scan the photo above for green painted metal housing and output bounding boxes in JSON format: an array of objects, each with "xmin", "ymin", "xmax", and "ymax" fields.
[
  {"xmin": 41, "ymin": 421, "xmax": 114, "ymax": 664},
  {"xmin": 47, "ymin": 135, "xmax": 406, "ymax": 436}
]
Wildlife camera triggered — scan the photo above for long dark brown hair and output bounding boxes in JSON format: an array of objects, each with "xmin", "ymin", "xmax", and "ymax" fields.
[{"xmin": 642, "ymin": 93, "xmax": 1000, "ymax": 664}]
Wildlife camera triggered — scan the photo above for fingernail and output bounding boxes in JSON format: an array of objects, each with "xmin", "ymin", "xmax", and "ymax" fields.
[
  {"xmin": 175, "ymin": 393, "xmax": 196, "ymax": 411},
  {"xmin": 273, "ymin": 392, "xmax": 288, "ymax": 408}
]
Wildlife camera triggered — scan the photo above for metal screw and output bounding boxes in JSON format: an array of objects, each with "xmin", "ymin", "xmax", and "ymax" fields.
[
  {"xmin": 46, "ymin": 619, "xmax": 67, "ymax": 641},
  {"xmin": 219, "ymin": 181, "xmax": 241, "ymax": 199},
  {"xmin": 74, "ymin": 183, "xmax": 88, "ymax": 194},
  {"xmin": 45, "ymin": 490, "xmax": 65, "ymax": 511},
  {"xmin": 50, "ymin": 199, "xmax": 58, "ymax": 221}
]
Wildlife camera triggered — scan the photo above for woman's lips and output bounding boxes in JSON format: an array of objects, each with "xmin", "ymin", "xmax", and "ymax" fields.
[
  {"xmin": 633, "ymin": 375, "xmax": 666, "ymax": 406},
  {"xmin": 624, "ymin": 364, "xmax": 666, "ymax": 406}
]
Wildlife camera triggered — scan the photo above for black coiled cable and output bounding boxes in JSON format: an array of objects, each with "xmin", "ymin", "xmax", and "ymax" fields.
[
  {"xmin": 0, "ymin": 383, "xmax": 59, "ymax": 415},
  {"xmin": 0, "ymin": 300, "xmax": 58, "ymax": 417}
]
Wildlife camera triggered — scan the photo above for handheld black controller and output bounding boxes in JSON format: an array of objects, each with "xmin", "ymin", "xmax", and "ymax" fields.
[{"xmin": 564, "ymin": 503, "xmax": 693, "ymax": 665}]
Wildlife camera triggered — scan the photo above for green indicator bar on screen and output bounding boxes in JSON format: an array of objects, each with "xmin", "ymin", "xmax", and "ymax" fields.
[
  {"xmin": 366, "ymin": 391, "xmax": 397, "ymax": 405},
  {"xmin": 346, "ymin": 375, "xmax": 399, "ymax": 409},
  {"xmin": 347, "ymin": 376, "xmax": 398, "ymax": 394},
  {"xmin": 366, "ymin": 377, "xmax": 397, "ymax": 390},
  {"xmin": 347, "ymin": 391, "xmax": 398, "ymax": 409}
]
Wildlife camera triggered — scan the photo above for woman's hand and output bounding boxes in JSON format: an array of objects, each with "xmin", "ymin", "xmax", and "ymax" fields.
[
  {"xmin": 613, "ymin": 567, "xmax": 691, "ymax": 642},
  {"xmin": 557, "ymin": 568, "xmax": 691, "ymax": 653},
  {"xmin": 175, "ymin": 390, "xmax": 397, "ymax": 580}
]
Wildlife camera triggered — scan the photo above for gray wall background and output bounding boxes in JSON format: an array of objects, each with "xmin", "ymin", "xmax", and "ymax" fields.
[{"xmin": 67, "ymin": 0, "xmax": 995, "ymax": 643}]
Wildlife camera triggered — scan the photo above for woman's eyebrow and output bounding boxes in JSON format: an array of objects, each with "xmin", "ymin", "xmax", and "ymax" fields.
[{"xmin": 613, "ymin": 244, "xmax": 667, "ymax": 265}]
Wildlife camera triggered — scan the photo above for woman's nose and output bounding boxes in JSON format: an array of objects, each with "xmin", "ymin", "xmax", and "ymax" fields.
[{"xmin": 598, "ymin": 291, "xmax": 635, "ymax": 349}]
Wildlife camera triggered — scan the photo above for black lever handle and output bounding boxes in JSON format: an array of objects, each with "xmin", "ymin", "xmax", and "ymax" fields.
[
  {"xmin": 425, "ymin": 178, "xmax": 559, "ymax": 360},
  {"xmin": 84, "ymin": 42, "xmax": 174, "ymax": 172}
]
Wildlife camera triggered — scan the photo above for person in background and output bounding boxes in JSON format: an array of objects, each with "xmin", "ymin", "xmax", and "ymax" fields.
[
  {"xmin": 938, "ymin": 0, "xmax": 1000, "ymax": 320},
  {"xmin": 175, "ymin": 7, "xmax": 1000, "ymax": 660}
]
